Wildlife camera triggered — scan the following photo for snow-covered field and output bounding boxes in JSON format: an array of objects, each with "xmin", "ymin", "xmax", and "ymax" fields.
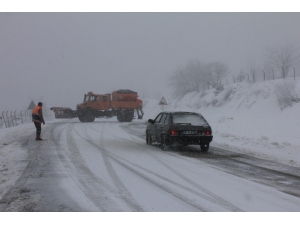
[
  {"xmin": 143, "ymin": 77, "xmax": 300, "ymax": 168},
  {"xmin": 0, "ymin": 80, "xmax": 300, "ymax": 219},
  {"xmin": 1, "ymin": 78, "xmax": 299, "ymax": 169}
]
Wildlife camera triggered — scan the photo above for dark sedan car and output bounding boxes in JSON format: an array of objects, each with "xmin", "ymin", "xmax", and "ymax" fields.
[{"xmin": 146, "ymin": 111, "xmax": 213, "ymax": 151}]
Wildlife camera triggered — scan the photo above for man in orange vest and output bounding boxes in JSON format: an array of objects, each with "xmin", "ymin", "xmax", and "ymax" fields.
[{"xmin": 32, "ymin": 102, "xmax": 45, "ymax": 140}]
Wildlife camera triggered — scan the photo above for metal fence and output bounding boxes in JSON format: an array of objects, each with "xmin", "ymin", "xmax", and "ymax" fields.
[
  {"xmin": 0, "ymin": 110, "xmax": 53, "ymax": 129},
  {"xmin": 221, "ymin": 67, "xmax": 298, "ymax": 86}
]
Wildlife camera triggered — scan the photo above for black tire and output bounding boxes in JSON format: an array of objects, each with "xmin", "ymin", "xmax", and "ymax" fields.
[
  {"xmin": 146, "ymin": 131, "xmax": 152, "ymax": 145},
  {"xmin": 117, "ymin": 110, "xmax": 134, "ymax": 122},
  {"xmin": 88, "ymin": 115, "xmax": 95, "ymax": 122},
  {"xmin": 117, "ymin": 113, "xmax": 124, "ymax": 122},
  {"xmin": 160, "ymin": 134, "xmax": 169, "ymax": 151},
  {"xmin": 84, "ymin": 111, "xmax": 95, "ymax": 122},
  {"xmin": 124, "ymin": 110, "xmax": 134, "ymax": 122},
  {"xmin": 200, "ymin": 143, "xmax": 209, "ymax": 152},
  {"xmin": 78, "ymin": 113, "xmax": 86, "ymax": 122}
]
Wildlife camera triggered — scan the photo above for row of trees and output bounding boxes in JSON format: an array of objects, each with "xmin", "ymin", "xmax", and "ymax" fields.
[
  {"xmin": 247, "ymin": 43, "xmax": 300, "ymax": 82},
  {"xmin": 168, "ymin": 60, "xmax": 228, "ymax": 97},
  {"xmin": 169, "ymin": 43, "xmax": 300, "ymax": 97}
]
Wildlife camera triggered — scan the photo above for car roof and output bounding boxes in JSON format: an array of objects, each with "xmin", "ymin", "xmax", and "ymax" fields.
[{"xmin": 161, "ymin": 111, "xmax": 200, "ymax": 115}]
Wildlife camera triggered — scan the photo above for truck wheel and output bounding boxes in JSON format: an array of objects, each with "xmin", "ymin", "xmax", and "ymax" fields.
[
  {"xmin": 124, "ymin": 110, "xmax": 134, "ymax": 122},
  {"xmin": 117, "ymin": 113, "xmax": 124, "ymax": 122},
  {"xmin": 86, "ymin": 115, "xmax": 95, "ymax": 122},
  {"xmin": 84, "ymin": 111, "xmax": 95, "ymax": 122}
]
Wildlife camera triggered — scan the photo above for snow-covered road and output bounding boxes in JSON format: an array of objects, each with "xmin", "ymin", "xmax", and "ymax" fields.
[{"xmin": 0, "ymin": 118, "xmax": 300, "ymax": 212}]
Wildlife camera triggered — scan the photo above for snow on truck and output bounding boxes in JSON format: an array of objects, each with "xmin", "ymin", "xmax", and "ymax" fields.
[{"xmin": 51, "ymin": 89, "xmax": 144, "ymax": 122}]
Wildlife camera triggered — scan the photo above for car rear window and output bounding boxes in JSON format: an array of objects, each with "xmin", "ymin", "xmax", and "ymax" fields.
[{"xmin": 172, "ymin": 114, "xmax": 208, "ymax": 126}]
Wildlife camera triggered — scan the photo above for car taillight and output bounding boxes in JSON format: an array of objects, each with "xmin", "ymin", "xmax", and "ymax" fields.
[
  {"xmin": 170, "ymin": 130, "xmax": 178, "ymax": 136},
  {"xmin": 205, "ymin": 130, "xmax": 211, "ymax": 135}
]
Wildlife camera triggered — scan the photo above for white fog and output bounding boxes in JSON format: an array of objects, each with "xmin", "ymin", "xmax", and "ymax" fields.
[{"xmin": 1, "ymin": 1, "xmax": 300, "ymax": 224}]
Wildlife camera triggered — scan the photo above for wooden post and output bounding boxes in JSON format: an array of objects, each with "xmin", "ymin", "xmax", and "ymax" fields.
[
  {"xmin": 2, "ymin": 111, "xmax": 7, "ymax": 128},
  {"xmin": 20, "ymin": 111, "xmax": 24, "ymax": 124},
  {"xmin": 14, "ymin": 111, "xmax": 17, "ymax": 126},
  {"xmin": 10, "ymin": 111, "xmax": 14, "ymax": 126}
]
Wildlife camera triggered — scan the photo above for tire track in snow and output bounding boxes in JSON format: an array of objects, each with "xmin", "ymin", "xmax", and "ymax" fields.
[
  {"xmin": 75, "ymin": 127, "xmax": 209, "ymax": 211},
  {"xmin": 50, "ymin": 123, "xmax": 127, "ymax": 211},
  {"xmin": 121, "ymin": 121, "xmax": 300, "ymax": 207},
  {"xmin": 148, "ymin": 153, "xmax": 242, "ymax": 211},
  {"xmin": 74, "ymin": 122, "xmax": 144, "ymax": 212},
  {"xmin": 0, "ymin": 146, "xmax": 38, "ymax": 211},
  {"xmin": 90, "ymin": 123, "xmax": 242, "ymax": 211},
  {"xmin": 0, "ymin": 125, "xmax": 52, "ymax": 211},
  {"xmin": 81, "ymin": 125, "xmax": 215, "ymax": 211}
]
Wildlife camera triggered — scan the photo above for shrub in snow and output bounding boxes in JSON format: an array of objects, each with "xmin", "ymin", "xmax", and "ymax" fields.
[
  {"xmin": 201, "ymin": 99, "xmax": 209, "ymax": 107},
  {"xmin": 275, "ymin": 80, "xmax": 300, "ymax": 109},
  {"xmin": 200, "ymin": 91, "xmax": 206, "ymax": 98},
  {"xmin": 214, "ymin": 84, "xmax": 224, "ymax": 96},
  {"xmin": 211, "ymin": 98, "xmax": 218, "ymax": 106},
  {"xmin": 221, "ymin": 86, "xmax": 234, "ymax": 102}
]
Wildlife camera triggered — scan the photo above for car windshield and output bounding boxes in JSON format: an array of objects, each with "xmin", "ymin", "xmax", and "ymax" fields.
[{"xmin": 172, "ymin": 114, "xmax": 208, "ymax": 126}]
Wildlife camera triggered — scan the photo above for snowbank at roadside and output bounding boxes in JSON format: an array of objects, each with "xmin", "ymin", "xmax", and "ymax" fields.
[
  {"xmin": 142, "ymin": 78, "xmax": 300, "ymax": 167},
  {"xmin": 1, "ymin": 78, "xmax": 300, "ymax": 168}
]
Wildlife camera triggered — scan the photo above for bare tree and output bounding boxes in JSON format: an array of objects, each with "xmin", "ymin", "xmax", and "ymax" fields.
[
  {"xmin": 204, "ymin": 61, "xmax": 229, "ymax": 88},
  {"xmin": 168, "ymin": 60, "xmax": 229, "ymax": 97},
  {"xmin": 246, "ymin": 57, "xmax": 258, "ymax": 83},
  {"xmin": 168, "ymin": 62, "xmax": 202, "ymax": 97},
  {"xmin": 263, "ymin": 61, "xmax": 275, "ymax": 80},
  {"xmin": 265, "ymin": 43, "xmax": 300, "ymax": 79},
  {"xmin": 236, "ymin": 70, "xmax": 246, "ymax": 82},
  {"xmin": 275, "ymin": 80, "xmax": 300, "ymax": 109}
]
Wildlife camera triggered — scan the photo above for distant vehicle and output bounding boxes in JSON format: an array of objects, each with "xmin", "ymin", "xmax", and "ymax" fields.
[
  {"xmin": 146, "ymin": 111, "xmax": 213, "ymax": 151},
  {"xmin": 51, "ymin": 89, "xmax": 143, "ymax": 122}
]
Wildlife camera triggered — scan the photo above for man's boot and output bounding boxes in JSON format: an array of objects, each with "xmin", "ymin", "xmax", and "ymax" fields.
[{"xmin": 36, "ymin": 135, "xmax": 43, "ymax": 141}]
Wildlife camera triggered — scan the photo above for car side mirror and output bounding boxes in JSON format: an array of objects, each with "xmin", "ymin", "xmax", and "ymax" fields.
[{"xmin": 148, "ymin": 119, "xmax": 154, "ymax": 124}]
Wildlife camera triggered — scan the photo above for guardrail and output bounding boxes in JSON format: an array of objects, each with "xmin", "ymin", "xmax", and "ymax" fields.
[{"xmin": 0, "ymin": 110, "xmax": 53, "ymax": 129}]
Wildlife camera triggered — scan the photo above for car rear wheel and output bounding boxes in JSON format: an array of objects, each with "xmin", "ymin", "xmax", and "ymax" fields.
[
  {"xmin": 146, "ymin": 131, "xmax": 152, "ymax": 145},
  {"xmin": 200, "ymin": 143, "xmax": 209, "ymax": 152},
  {"xmin": 160, "ymin": 134, "xmax": 169, "ymax": 151}
]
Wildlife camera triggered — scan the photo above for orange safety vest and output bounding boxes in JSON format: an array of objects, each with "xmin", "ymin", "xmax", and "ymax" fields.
[
  {"xmin": 32, "ymin": 105, "xmax": 45, "ymax": 124},
  {"xmin": 32, "ymin": 106, "xmax": 42, "ymax": 115}
]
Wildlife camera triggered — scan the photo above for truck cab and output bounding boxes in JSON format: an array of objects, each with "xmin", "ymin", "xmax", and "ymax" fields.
[{"xmin": 80, "ymin": 92, "xmax": 111, "ymax": 111}]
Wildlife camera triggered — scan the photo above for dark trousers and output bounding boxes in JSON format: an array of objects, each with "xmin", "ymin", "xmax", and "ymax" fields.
[{"xmin": 34, "ymin": 122, "xmax": 41, "ymax": 136}]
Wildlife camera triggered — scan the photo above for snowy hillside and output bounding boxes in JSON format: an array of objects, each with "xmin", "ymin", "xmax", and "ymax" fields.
[
  {"xmin": 142, "ymin": 77, "xmax": 300, "ymax": 167},
  {"xmin": 1, "ymin": 78, "xmax": 299, "ymax": 168}
]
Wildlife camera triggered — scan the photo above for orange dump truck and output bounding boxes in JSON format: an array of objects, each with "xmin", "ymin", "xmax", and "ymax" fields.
[{"xmin": 51, "ymin": 89, "xmax": 143, "ymax": 122}]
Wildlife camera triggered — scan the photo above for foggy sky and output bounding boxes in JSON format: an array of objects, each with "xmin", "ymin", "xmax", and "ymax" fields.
[{"xmin": 1, "ymin": 12, "xmax": 300, "ymax": 111}]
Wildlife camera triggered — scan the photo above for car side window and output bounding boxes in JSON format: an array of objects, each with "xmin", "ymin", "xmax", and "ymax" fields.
[
  {"xmin": 154, "ymin": 114, "xmax": 162, "ymax": 124},
  {"xmin": 160, "ymin": 114, "xmax": 167, "ymax": 124},
  {"xmin": 164, "ymin": 114, "xmax": 169, "ymax": 124}
]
